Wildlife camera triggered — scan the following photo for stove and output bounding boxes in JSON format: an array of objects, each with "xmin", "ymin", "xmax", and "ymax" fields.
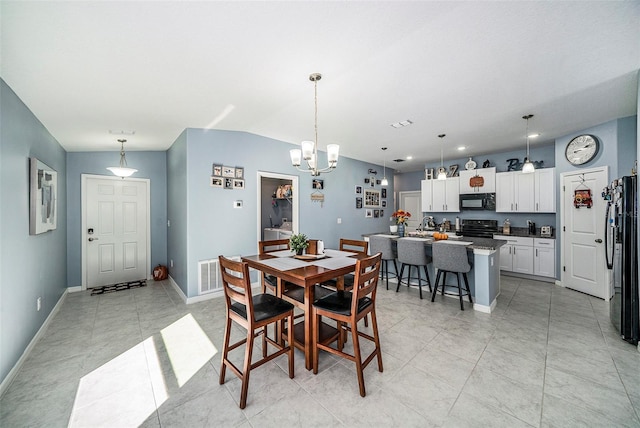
[{"xmin": 459, "ymin": 219, "xmax": 498, "ymax": 238}]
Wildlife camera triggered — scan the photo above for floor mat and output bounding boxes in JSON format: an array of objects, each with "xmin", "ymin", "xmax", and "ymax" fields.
[{"xmin": 90, "ymin": 279, "xmax": 146, "ymax": 296}]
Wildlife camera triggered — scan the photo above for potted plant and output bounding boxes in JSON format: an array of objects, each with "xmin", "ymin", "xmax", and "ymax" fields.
[
  {"xmin": 289, "ymin": 233, "xmax": 309, "ymax": 255},
  {"xmin": 391, "ymin": 210, "xmax": 411, "ymax": 237}
]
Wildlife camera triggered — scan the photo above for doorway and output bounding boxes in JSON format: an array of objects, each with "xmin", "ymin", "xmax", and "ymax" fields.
[
  {"xmin": 81, "ymin": 174, "xmax": 151, "ymax": 290},
  {"xmin": 561, "ymin": 166, "xmax": 609, "ymax": 299},
  {"xmin": 399, "ymin": 191, "xmax": 422, "ymax": 231},
  {"xmin": 256, "ymin": 171, "xmax": 299, "ymax": 246}
]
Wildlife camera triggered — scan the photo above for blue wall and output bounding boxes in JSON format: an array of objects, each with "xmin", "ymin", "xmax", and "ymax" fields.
[
  {"xmin": 167, "ymin": 129, "xmax": 394, "ymax": 298},
  {"xmin": 0, "ymin": 80, "xmax": 68, "ymax": 383},
  {"xmin": 66, "ymin": 151, "xmax": 168, "ymax": 287},
  {"xmin": 167, "ymin": 131, "xmax": 189, "ymax": 292}
]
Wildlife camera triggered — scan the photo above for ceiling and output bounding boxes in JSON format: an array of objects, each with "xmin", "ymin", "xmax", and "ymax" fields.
[{"xmin": 2, "ymin": 1, "xmax": 639, "ymax": 172}]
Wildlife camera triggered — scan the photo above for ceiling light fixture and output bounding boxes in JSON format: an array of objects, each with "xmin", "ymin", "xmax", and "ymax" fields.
[
  {"xmin": 437, "ymin": 134, "xmax": 447, "ymax": 180},
  {"xmin": 381, "ymin": 147, "xmax": 389, "ymax": 186},
  {"xmin": 107, "ymin": 139, "xmax": 138, "ymax": 178},
  {"xmin": 390, "ymin": 120, "xmax": 413, "ymax": 128},
  {"xmin": 289, "ymin": 73, "xmax": 339, "ymax": 176},
  {"xmin": 522, "ymin": 114, "xmax": 535, "ymax": 174}
]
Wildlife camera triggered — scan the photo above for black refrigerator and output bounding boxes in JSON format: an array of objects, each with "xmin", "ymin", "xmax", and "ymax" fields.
[{"xmin": 607, "ymin": 175, "xmax": 639, "ymax": 345}]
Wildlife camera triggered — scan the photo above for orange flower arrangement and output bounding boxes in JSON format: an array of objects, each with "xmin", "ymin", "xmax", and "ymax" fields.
[{"xmin": 391, "ymin": 209, "xmax": 411, "ymax": 225}]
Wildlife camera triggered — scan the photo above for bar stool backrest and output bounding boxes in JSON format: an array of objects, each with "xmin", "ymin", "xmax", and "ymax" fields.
[{"xmin": 432, "ymin": 242, "xmax": 471, "ymax": 273}]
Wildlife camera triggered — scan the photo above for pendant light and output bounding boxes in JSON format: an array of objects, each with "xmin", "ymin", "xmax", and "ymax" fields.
[
  {"xmin": 522, "ymin": 114, "xmax": 535, "ymax": 174},
  {"xmin": 437, "ymin": 134, "xmax": 447, "ymax": 180},
  {"xmin": 380, "ymin": 147, "xmax": 389, "ymax": 186},
  {"xmin": 289, "ymin": 73, "xmax": 339, "ymax": 176},
  {"xmin": 106, "ymin": 139, "xmax": 138, "ymax": 178}
]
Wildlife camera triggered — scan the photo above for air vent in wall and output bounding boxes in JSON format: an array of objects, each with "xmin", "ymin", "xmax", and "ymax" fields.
[{"xmin": 198, "ymin": 255, "xmax": 241, "ymax": 295}]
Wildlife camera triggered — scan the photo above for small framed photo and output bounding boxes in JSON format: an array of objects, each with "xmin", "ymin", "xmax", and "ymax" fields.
[
  {"xmin": 355, "ymin": 185, "xmax": 362, "ymax": 194},
  {"xmin": 365, "ymin": 209, "xmax": 373, "ymax": 218},
  {"xmin": 376, "ymin": 179, "xmax": 381, "ymax": 185},
  {"xmin": 364, "ymin": 178, "xmax": 370, "ymax": 184},
  {"xmin": 381, "ymin": 188, "xmax": 387, "ymax": 199},
  {"xmin": 370, "ymin": 178, "xmax": 375, "ymax": 187},
  {"xmin": 380, "ymin": 210, "xmax": 384, "ymax": 217},
  {"xmin": 382, "ymin": 200, "xmax": 387, "ymax": 208},
  {"xmin": 235, "ymin": 167, "xmax": 244, "ymax": 179},
  {"xmin": 224, "ymin": 177, "xmax": 233, "ymax": 189},
  {"xmin": 233, "ymin": 179, "xmax": 245, "ymax": 189},
  {"xmin": 313, "ymin": 179, "xmax": 324, "ymax": 190},
  {"xmin": 210, "ymin": 177, "xmax": 223, "ymax": 188},
  {"xmin": 356, "ymin": 197, "xmax": 363, "ymax": 209},
  {"xmin": 374, "ymin": 209, "xmax": 380, "ymax": 218},
  {"xmin": 222, "ymin": 166, "xmax": 235, "ymax": 178},
  {"xmin": 212, "ymin": 164, "xmax": 222, "ymax": 176}
]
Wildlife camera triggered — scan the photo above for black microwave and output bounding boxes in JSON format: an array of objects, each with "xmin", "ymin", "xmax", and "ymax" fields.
[{"xmin": 459, "ymin": 193, "xmax": 496, "ymax": 211}]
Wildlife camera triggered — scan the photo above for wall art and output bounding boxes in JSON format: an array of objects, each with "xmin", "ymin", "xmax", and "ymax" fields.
[{"xmin": 30, "ymin": 157, "xmax": 57, "ymax": 235}]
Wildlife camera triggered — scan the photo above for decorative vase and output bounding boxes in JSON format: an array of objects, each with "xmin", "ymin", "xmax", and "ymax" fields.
[
  {"xmin": 296, "ymin": 249, "xmax": 303, "ymax": 256},
  {"xmin": 390, "ymin": 225, "xmax": 398, "ymax": 233},
  {"xmin": 397, "ymin": 223, "xmax": 405, "ymax": 237}
]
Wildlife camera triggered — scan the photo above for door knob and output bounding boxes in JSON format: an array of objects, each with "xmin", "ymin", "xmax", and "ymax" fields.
[
  {"xmin": 88, "ymin": 237, "xmax": 99, "ymax": 242},
  {"xmin": 595, "ymin": 238, "xmax": 603, "ymax": 243}
]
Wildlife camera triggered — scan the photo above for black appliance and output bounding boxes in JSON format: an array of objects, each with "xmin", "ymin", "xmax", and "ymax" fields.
[
  {"xmin": 459, "ymin": 193, "xmax": 496, "ymax": 211},
  {"xmin": 459, "ymin": 219, "xmax": 498, "ymax": 238},
  {"xmin": 604, "ymin": 175, "xmax": 638, "ymax": 345}
]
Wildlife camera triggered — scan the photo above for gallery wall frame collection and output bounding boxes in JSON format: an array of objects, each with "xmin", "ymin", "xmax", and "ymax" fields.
[
  {"xmin": 356, "ymin": 174, "xmax": 387, "ymax": 217},
  {"xmin": 211, "ymin": 164, "xmax": 244, "ymax": 189}
]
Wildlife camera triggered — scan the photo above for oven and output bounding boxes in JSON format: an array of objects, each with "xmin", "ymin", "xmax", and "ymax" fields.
[{"xmin": 459, "ymin": 219, "xmax": 498, "ymax": 238}]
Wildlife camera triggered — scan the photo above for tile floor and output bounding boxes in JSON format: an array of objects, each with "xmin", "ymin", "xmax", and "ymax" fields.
[{"xmin": 1, "ymin": 275, "xmax": 640, "ymax": 427}]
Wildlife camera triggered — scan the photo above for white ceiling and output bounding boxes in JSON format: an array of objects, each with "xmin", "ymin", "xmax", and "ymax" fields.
[{"xmin": 2, "ymin": 1, "xmax": 639, "ymax": 171}]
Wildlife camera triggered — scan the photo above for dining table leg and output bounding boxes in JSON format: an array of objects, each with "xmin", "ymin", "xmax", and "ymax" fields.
[{"xmin": 304, "ymin": 283, "xmax": 315, "ymax": 370}]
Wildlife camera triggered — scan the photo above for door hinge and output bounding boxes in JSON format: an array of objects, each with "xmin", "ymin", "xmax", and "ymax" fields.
[
  {"xmin": 563, "ymin": 226, "xmax": 565, "ymax": 232},
  {"xmin": 563, "ymin": 185, "xmax": 565, "ymax": 192}
]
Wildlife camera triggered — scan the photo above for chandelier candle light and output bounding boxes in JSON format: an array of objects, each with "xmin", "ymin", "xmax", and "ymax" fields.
[
  {"xmin": 290, "ymin": 73, "xmax": 339, "ymax": 176},
  {"xmin": 522, "ymin": 114, "xmax": 535, "ymax": 174},
  {"xmin": 107, "ymin": 139, "xmax": 138, "ymax": 178},
  {"xmin": 381, "ymin": 147, "xmax": 388, "ymax": 186}
]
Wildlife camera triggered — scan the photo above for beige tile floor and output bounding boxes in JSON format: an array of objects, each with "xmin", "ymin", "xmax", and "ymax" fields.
[{"xmin": 1, "ymin": 275, "xmax": 640, "ymax": 427}]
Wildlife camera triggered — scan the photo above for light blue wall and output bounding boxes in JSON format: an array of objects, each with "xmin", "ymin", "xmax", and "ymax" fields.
[
  {"xmin": 0, "ymin": 80, "xmax": 67, "ymax": 383},
  {"xmin": 167, "ymin": 131, "xmax": 189, "ymax": 294},
  {"xmin": 169, "ymin": 129, "xmax": 393, "ymax": 297},
  {"xmin": 66, "ymin": 151, "xmax": 168, "ymax": 287}
]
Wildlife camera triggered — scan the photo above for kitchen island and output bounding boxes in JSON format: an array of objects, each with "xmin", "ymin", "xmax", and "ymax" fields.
[{"xmin": 364, "ymin": 234, "xmax": 506, "ymax": 313}]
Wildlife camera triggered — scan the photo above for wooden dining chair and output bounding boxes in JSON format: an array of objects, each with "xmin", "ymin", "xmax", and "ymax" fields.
[
  {"xmin": 258, "ymin": 239, "xmax": 291, "ymax": 294},
  {"xmin": 312, "ymin": 252, "xmax": 383, "ymax": 397},
  {"xmin": 321, "ymin": 238, "xmax": 369, "ymax": 291},
  {"xmin": 218, "ymin": 255, "xmax": 295, "ymax": 409}
]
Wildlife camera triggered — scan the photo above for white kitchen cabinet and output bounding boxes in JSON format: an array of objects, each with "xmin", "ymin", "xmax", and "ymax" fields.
[
  {"xmin": 459, "ymin": 167, "xmax": 496, "ymax": 194},
  {"xmin": 534, "ymin": 168, "xmax": 556, "ymax": 212},
  {"xmin": 421, "ymin": 177, "xmax": 460, "ymax": 212},
  {"xmin": 533, "ymin": 238, "xmax": 556, "ymax": 277},
  {"xmin": 494, "ymin": 235, "xmax": 534, "ymax": 274}
]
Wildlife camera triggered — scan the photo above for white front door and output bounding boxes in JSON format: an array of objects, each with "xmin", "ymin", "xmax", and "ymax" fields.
[
  {"xmin": 82, "ymin": 175, "xmax": 150, "ymax": 289},
  {"xmin": 399, "ymin": 191, "xmax": 422, "ymax": 230},
  {"xmin": 561, "ymin": 167, "xmax": 608, "ymax": 299}
]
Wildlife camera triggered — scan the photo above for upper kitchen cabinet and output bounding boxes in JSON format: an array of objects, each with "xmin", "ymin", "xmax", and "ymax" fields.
[
  {"xmin": 459, "ymin": 167, "xmax": 496, "ymax": 194},
  {"xmin": 496, "ymin": 168, "xmax": 556, "ymax": 213},
  {"xmin": 421, "ymin": 177, "xmax": 460, "ymax": 212}
]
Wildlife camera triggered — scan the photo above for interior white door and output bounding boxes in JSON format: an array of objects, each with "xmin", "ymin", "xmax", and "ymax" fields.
[
  {"xmin": 84, "ymin": 176, "xmax": 149, "ymax": 288},
  {"xmin": 562, "ymin": 168, "xmax": 608, "ymax": 298},
  {"xmin": 399, "ymin": 191, "xmax": 422, "ymax": 230}
]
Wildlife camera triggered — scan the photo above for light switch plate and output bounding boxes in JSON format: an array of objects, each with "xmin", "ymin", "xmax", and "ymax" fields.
[{"xmin": 234, "ymin": 200, "xmax": 243, "ymax": 208}]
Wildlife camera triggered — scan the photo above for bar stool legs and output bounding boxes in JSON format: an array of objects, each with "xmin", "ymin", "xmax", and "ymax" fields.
[
  {"xmin": 431, "ymin": 269, "xmax": 473, "ymax": 310},
  {"xmin": 396, "ymin": 263, "xmax": 432, "ymax": 299}
]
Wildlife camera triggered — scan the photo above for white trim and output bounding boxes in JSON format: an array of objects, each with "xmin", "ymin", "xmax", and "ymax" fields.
[
  {"xmin": 256, "ymin": 171, "xmax": 299, "ymax": 251},
  {"xmin": 0, "ymin": 289, "xmax": 68, "ymax": 398},
  {"xmin": 168, "ymin": 275, "xmax": 260, "ymax": 304},
  {"xmin": 67, "ymin": 286, "xmax": 82, "ymax": 293},
  {"xmin": 81, "ymin": 174, "xmax": 151, "ymax": 291},
  {"xmin": 473, "ymin": 299, "xmax": 497, "ymax": 314}
]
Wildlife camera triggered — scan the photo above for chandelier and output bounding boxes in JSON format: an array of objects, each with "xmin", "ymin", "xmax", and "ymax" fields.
[
  {"xmin": 106, "ymin": 139, "xmax": 138, "ymax": 178},
  {"xmin": 289, "ymin": 73, "xmax": 339, "ymax": 176}
]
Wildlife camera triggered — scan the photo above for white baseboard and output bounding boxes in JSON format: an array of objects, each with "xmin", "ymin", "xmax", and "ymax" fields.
[
  {"xmin": 0, "ymin": 288, "xmax": 69, "ymax": 398},
  {"xmin": 67, "ymin": 286, "xmax": 82, "ymax": 293},
  {"xmin": 167, "ymin": 275, "xmax": 259, "ymax": 305},
  {"xmin": 473, "ymin": 298, "xmax": 497, "ymax": 314}
]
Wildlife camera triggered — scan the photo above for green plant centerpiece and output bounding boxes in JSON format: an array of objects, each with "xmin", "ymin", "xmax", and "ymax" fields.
[{"xmin": 289, "ymin": 233, "xmax": 309, "ymax": 256}]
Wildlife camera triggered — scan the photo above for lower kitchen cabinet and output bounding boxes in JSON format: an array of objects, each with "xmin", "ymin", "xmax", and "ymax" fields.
[
  {"xmin": 495, "ymin": 235, "xmax": 555, "ymax": 278},
  {"xmin": 533, "ymin": 238, "xmax": 555, "ymax": 277}
]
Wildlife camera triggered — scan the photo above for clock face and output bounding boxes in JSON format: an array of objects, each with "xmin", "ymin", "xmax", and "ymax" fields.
[{"xmin": 565, "ymin": 134, "xmax": 599, "ymax": 165}]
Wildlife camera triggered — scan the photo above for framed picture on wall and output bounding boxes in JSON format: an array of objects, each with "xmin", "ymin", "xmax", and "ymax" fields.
[
  {"xmin": 235, "ymin": 167, "xmax": 244, "ymax": 179},
  {"xmin": 313, "ymin": 179, "xmax": 324, "ymax": 190},
  {"xmin": 210, "ymin": 177, "xmax": 223, "ymax": 188},
  {"xmin": 364, "ymin": 189, "xmax": 380, "ymax": 207},
  {"xmin": 374, "ymin": 209, "xmax": 380, "ymax": 218},
  {"xmin": 222, "ymin": 166, "xmax": 235, "ymax": 178},
  {"xmin": 356, "ymin": 197, "xmax": 363, "ymax": 209},
  {"xmin": 355, "ymin": 185, "xmax": 362, "ymax": 194},
  {"xmin": 29, "ymin": 157, "xmax": 57, "ymax": 235},
  {"xmin": 382, "ymin": 200, "xmax": 387, "ymax": 208},
  {"xmin": 224, "ymin": 177, "xmax": 233, "ymax": 189},
  {"xmin": 233, "ymin": 179, "xmax": 245, "ymax": 189},
  {"xmin": 212, "ymin": 164, "xmax": 223, "ymax": 176},
  {"xmin": 365, "ymin": 209, "xmax": 373, "ymax": 218},
  {"xmin": 381, "ymin": 188, "xmax": 387, "ymax": 199}
]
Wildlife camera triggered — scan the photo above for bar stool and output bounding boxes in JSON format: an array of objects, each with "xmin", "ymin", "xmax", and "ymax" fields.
[
  {"xmin": 430, "ymin": 241, "xmax": 473, "ymax": 310},
  {"xmin": 369, "ymin": 235, "xmax": 398, "ymax": 290},
  {"xmin": 395, "ymin": 237, "xmax": 432, "ymax": 299}
]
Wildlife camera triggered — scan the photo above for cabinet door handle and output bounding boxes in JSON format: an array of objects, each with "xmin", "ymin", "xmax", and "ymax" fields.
[
  {"xmin": 536, "ymin": 249, "xmax": 538, "ymax": 257},
  {"xmin": 511, "ymin": 203, "xmax": 514, "ymax": 211},
  {"xmin": 536, "ymin": 202, "xmax": 539, "ymax": 211}
]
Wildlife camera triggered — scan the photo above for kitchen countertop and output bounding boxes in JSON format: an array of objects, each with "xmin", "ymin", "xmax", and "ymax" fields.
[
  {"xmin": 364, "ymin": 233, "xmax": 506, "ymax": 251},
  {"xmin": 495, "ymin": 227, "xmax": 555, "ymax": 239}
]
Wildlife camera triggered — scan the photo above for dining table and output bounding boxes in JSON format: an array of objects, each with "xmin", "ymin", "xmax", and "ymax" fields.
[{"xmin": 241, "ymin": 248, "xmax": 368, "ymax": 370}]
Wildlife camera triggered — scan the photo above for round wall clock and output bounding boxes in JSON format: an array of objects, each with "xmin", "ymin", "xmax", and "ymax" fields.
[{"xmin": 565, "ymin": 134, "xmax": 599, "ymax": 165}]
